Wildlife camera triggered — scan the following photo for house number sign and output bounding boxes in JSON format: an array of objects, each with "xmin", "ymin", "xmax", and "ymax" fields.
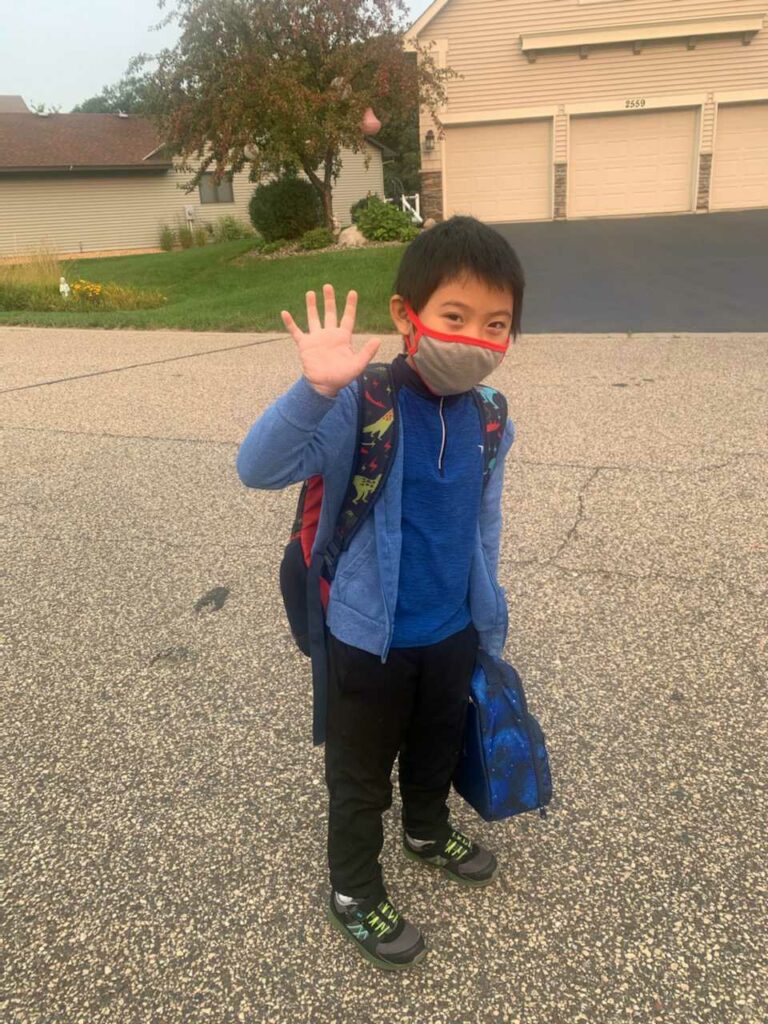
[{"xmin": 625, "ymin": 98, "xmax": 647, "ymax": 108}]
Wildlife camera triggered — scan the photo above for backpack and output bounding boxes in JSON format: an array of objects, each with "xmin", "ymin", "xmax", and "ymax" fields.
[
  {"xmin": 452, "ymin": 650, "xmax": 553, "ymax": 821},
  {"xmin": 279, "ymin": 362, "xmax": 507, "ymax": 745}
]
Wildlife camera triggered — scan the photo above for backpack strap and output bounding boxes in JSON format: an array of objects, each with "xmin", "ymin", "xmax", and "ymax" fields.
[
  {"xmin": 321, "ymin": 362, "xmax": 399, "ymax": 580},
  {"xmin": 472, "ymin": 384, "xmax": 508, "ymax": 485}
]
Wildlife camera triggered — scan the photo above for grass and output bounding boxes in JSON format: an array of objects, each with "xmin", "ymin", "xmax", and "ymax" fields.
[{"xmin": 0, "ymin": 240, "xmax": 407, "ymax": 332}]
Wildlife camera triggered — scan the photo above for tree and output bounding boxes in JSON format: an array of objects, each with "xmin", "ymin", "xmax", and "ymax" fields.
[
  {"xmin": 137, "ymin": 0, "xmax": 456, "ymax": 230},
  {"xmin": 375, "ymin": 71, "xmax": 420, "ymax": 198},
  {"xmin": 29, "ymin": 102, "xmax": 62, "ymax": 114},
  {"xmin": 71, "ymin": 74, "xmax": 151, "ymax": 114}
]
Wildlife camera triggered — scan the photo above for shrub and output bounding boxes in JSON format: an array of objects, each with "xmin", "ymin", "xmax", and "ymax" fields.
[
  {"xmin": 260, "ymin": 238, "xmax": 289, "ymax": 255},
  {"xmin": 193, "ymin": 226, "xmax": 208, "ymax": 247},
  {"xmin": 350, "ymin": 195, "xmax": 378, "ymax": 224},
  {"xmin": 159, "ymin": 224, "xmax": 175, "ymax": 251},
  {"xmin": 212, "ymin": 215, "xmax": 254, "ymax": 242},
  {"xmin": 299, "ymin": 227, "xmax": 335, "ymax": 251},
  {"xmin": 356, "ymin": 196, "xmax": 419, "ymax": 242},
  {"xmin": 249, "ymin": 173, "xmax": 322, "ymax": 241},
  {"xmin": 176, "ymin": 225, "xmax": 194, "ymax": 249}
]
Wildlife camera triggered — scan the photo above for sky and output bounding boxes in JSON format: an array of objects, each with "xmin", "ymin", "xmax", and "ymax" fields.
[{"xmin": 0, "ymin": 0, "xmax": 431, "ymax": 112}]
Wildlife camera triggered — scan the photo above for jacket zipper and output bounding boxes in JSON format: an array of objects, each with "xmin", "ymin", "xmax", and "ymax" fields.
[{"xmin": 438, "ymin": 397, "xmax": 446, "ymax": 476}]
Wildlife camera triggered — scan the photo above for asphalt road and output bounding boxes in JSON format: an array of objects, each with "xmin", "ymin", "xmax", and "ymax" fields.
[
  {"xmin": 494, "ymin": 209, "xmax": 768, "ymax": 333},
  {"xmin": 2, "ymin": 325, "xmax": 767, "ymax": 1023}
]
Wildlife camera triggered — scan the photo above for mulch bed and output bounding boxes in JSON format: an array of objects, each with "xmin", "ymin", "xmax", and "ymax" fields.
[{"xmin": 237, "ymin": 238, "xmax": 406, "ymax": 262}]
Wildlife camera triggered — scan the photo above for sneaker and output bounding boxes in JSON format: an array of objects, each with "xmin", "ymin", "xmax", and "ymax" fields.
[
  {"xmin": 326, "ymin": 889, "xmax": 427, "ymax": 970},
  {"xmin": 403, "ymin": 827, "xmax": 498, "ymax": 886}
]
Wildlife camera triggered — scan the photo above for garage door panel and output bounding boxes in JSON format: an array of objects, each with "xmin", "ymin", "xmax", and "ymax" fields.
[
  {"xmin": 569, "ymin": 109, "xmax": 697, "ymax": 218},
  {"xmin": 711, "ymin": 102, "xmax": 768, "ymax": 211},
  {"xmin": 446, "ymin": 121, "xmax": 552, "ymax": 222}
]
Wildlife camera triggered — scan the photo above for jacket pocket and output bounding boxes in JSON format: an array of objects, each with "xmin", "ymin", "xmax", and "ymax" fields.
[{"xmin": 332, "ymin": 522, "xmax": 376, "ymax": 601}]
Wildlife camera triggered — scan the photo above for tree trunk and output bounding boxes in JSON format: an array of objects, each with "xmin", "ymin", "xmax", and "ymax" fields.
[
  {"xmin": 320, "ymin": 186, "xmax": 334, "ymax": 232},
  {"xmin": 300, "ymin": 161, "xmax": 335, "ymax": 232}
]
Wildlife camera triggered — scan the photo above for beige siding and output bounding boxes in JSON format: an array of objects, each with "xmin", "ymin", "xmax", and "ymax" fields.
[
  {"xmin": 324, "ymin": 145, "xmax": 385, "ymax": 225},
  {"xmin": 710, "ymin": 101, "xmax": 768, "ymax": 209},
  {"xmin": 0, "ymin": 145, "xmax": 383, "ymax": 257},
  {"xmin": 424, "ymin": 0, "xmax": 768, "ymax": 116}
]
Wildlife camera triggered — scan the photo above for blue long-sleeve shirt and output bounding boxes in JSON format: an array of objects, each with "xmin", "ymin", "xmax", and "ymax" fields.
[{"xmin": 390, "ymin": 356, "xmax": 484, "ymax": 647}]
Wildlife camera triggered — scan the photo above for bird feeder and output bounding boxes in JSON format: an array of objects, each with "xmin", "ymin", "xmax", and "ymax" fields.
[{"xmin": 361, "ymin": 107, "xmax": 382, "ymax": 135}]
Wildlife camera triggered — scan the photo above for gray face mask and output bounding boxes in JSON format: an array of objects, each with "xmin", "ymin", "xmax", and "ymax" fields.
[{"xmin": 403, "ymin": 301, "xmax": 509, "ymax": 396}]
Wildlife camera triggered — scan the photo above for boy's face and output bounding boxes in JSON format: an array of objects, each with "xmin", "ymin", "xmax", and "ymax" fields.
[
  {"xmin": 388, "ymin": 274, "xmax": 514, "ymax": 394},
  {"xmin": 389, "ymin": 274, "xmax": 514, "ymax": 347}
]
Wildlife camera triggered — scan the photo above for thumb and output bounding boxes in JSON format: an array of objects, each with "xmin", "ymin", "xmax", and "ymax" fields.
[{"xmin": 355, "ymin": 337, "xmax": 381, "ymax": 372}]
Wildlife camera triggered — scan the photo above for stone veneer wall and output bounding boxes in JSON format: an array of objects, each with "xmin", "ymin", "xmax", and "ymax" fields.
[
  {"xmin": 696, "ymin": 152, "xmax": 712, "ymax": 212},
  {"xmin": 420, "ymin": 170, "xmax": 444, "ymax": 221},
  {"xmin": 554, "ymin": 163, "xmax": 567, "ymax": 219}
]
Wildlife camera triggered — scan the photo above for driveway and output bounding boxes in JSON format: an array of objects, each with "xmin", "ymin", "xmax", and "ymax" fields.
[
  {"xmin": 494, "ymin": 208, "xmax": 768, "ymax": 333},
  {"xmin": 2, "ymin": 325, "xmax": 767, "ymax": 1023}
]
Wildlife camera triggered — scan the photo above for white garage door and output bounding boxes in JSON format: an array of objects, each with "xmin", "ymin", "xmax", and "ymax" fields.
[
  {"xmin": 569, "ymin": 108, "xmax": 698, "ymax": 218},
  {"xmin": 445, "ymin": 120, "xmax": 552, "ymax": 222},
  {"xmin": 710, "ymin": 102, "xmax": 768, "ymax": 211}
]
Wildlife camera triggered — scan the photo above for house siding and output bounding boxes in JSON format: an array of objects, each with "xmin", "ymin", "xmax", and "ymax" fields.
[
  {"xmin": 424, "ymin": 0, "xmax": 767, "ymax": 114},
  {"xmin": 414, "ymin": 0, "xmax": 768, "ymax": 220},
  {"xmin": 0, "ymin": 145, "xmax": 384, "ymax": 257}
]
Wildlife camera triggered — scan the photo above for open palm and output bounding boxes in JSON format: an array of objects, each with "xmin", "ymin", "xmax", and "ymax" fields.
[{"xmin": 281, "ymin": 285, "xmax": 381, "ymax": 398}]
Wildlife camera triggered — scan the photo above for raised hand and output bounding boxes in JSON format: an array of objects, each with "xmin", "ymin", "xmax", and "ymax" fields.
[{"xmin": 281, "ymin": 285, "xmax": 381, "ymax": 398}]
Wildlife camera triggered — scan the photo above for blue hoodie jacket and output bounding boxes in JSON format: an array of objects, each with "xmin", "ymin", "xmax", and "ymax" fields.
[{"xmin": 235, "ymin": 362, "xmax": 515, "ymax": 662}]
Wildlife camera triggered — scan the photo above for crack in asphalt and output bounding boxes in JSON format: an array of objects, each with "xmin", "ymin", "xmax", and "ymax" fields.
[
  {"xmin": 504, "ymin": 459, "xmax": 767, "ymax": 601},
  {"xmin": 535, "ymin": 562, "xmax": 766, "ymax": 602},
  {"xmin": 0, "ymin": 335, "xmax": 285, "ymax": 395},
  {"xmin": 4, "ymin": 425, "xmax": 764, "ymax": 599}
]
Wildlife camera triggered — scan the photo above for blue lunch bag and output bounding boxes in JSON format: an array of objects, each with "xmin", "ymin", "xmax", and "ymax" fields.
[{"xmin": 452, "ymin": 650, "xmax": 553, "ymax": 822}]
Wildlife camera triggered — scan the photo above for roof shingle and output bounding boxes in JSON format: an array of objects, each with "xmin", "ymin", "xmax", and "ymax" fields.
[{"xmin": 0, "ymin": 113, "xmax": 171, "ymax": 170}]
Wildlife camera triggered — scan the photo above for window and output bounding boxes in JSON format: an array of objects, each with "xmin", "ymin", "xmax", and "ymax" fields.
[{"xmin": 198, "ymin": 172, "xmax": 234, "ymax": 204}]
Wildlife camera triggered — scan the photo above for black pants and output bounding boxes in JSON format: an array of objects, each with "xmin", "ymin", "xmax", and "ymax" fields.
[{"xmin": 324, "ymin": 621, "xmax": 479, "ymax": 900}]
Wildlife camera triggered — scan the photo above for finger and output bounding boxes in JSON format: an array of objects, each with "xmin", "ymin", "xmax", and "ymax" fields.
[
  {"xmin": 355, "ymin": 337, "xmax": 381, "ymax": 373},
  {"xmin": 339, "ymin": 289, "xmax": 357, "ymax": 335},
  {"xmin": 281, "ymin": 310, "xmax": 304, "ymax": 345},
  {"xmin": 323, "ymin": 283, "xmax": 337, "ymax": 331},
  {"xmin": 306, "ymin": 290, "xmax": 321, "ymax": 333}
]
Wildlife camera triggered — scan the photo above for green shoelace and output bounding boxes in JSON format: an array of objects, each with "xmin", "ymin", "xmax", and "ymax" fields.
[{"xmin": 363, "ymin": 899, "xmax": 400, "ymax": 937}]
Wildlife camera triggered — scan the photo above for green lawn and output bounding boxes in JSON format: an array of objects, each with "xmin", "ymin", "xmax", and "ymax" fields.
[{"xmin": 0, "ymin": 240, "xmax": 407, "ymax": 332}]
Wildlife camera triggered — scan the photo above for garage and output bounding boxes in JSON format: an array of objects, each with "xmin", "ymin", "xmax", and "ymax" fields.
[
  {"xmin": 444, "ymin": 119, "xmax": 552, "ymax": 222},
  {"xmin": 710, "ymin": 102, "xmax": 768, "ymax": 211},
  {"xmin": 568, "ymin": 108, "xmax": 699, "ymax": 219}
]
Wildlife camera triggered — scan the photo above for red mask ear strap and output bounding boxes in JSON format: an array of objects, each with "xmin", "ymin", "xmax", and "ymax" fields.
[{"xmin": 403, "ymin": 300, "xmax": 423, "ymax": 355}]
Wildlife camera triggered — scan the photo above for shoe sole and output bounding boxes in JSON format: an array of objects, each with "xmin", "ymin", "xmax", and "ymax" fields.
[
  {"xmin": 326, "ymin": 906, "xmax": 428, "ymax": 971},
  {"xmin": 402, "ymin": 842, "xmax": 499, "ymax": 886}
]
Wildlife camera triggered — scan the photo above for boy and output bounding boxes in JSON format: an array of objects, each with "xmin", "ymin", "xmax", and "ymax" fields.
[{"xmin": 236, "ymin": 216, "xmax": 525, "ymax": 970}]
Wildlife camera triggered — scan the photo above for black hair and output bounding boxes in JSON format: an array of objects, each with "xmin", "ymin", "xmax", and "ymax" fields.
[{"xmin": 393, "ymin": 215, "xmax": 525, "ymax": 341}]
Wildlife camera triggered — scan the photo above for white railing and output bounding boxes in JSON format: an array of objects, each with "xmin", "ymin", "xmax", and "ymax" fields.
[{"xmin": 385, "ymin": 193, "xmax": 423, "ymax": 226}]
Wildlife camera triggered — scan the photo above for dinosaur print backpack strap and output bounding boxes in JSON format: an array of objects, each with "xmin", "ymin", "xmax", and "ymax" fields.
[
  {"xmin": 472, "ymin": 384, "xmax": 508, "ymax": 487},
  {"xmin": 322, "ymin": 363, "xmax": 399, "ymax": 580}
]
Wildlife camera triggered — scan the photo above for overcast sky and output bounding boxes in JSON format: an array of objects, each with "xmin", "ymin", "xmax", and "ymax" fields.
[{"xmin": 0, "ymin": 1, "xmax": 430, "ymax": 112}]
